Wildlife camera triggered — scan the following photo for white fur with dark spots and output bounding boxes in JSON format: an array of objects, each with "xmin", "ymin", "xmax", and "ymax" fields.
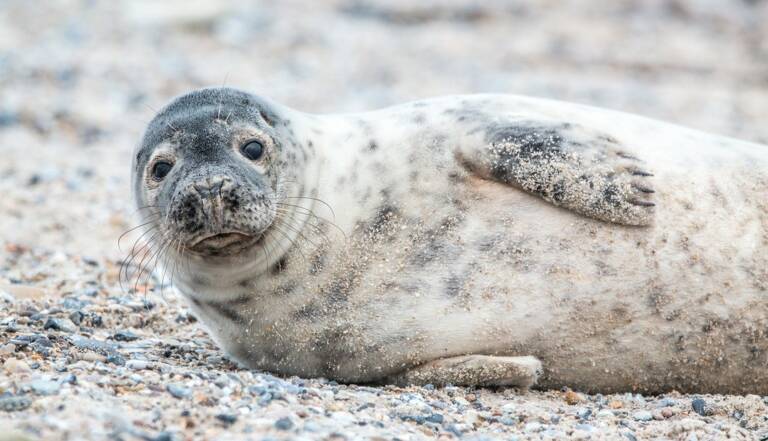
[{"xmin": 133, "ymin": 88, "xmax": 768, "ymax": 394}]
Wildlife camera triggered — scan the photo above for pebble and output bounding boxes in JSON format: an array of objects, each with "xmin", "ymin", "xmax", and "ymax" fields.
[
  {"xmin": 564, "ymin": 390, "xmax": 584, "ymax": 405},
  {"xmin": 4, "ymin": 358, "xmax": 31, "ymax": 374},
  {"xmin": 112, "ymin": 330, "xmax": 140, "ymax": 342},
  {"xmin": 216, "ymin": 413, "xmax": 237, "ymax": 425},
  {"xmin": 69, "ymin": 310, "xmax": 85, "ymax": 325},
  {"xmin": 166, "ymin": 384, "xmax": 192, "ymax": 399},
  {"xmin": 126, "ymin": 360, "xmax": 149, "ymax": 370},
  {"xmin": 43, "ymin": 317, "xmax": 77, "ymax": 333},
  {"xmin": 0, "ymin": 396, "xmax": 32, "ymax": 412},
  {"xmin": 274, "ymin": 416, "xmax": 294, "ymax": 430},
  {"xmin": 691, "ymin": 398, "xmax": 710, "ymax": 416},
  {"xmin": 105, "ymin": 353, "xmax": 126, "ymax": 366},
  {"xmin": 425, "ymin": 413, "xmax": 444, "ymax": 424},
  {"xmin": 596, "ymin": 409, "xmax": 614, "ymax": 418},
  {"xmin": 29, "ymin": 379, "xmax": 60, "ymax": 396},
  {"xmin": 576, "ymin": 408, "xmax": 592, "ymax": 420},
  {"xmin": 632, "ymin": 410, "xmax": 653, "ymax": 421},
  {"xmin": 0, "ymin": 343, "xmax": 16, "ymax": 355}
]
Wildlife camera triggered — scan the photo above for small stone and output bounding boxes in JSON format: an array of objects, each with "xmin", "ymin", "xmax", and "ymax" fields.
[
  {"xmin": 524, "ymin": 422, "xmax": 543, "ymax": 433},
  {"xmin": 61, "ymin": 297, "xmax": 88, "ymax": 310},
  {"xmin": 608, "ymin": 400, "xmax": 624, "ymax": 409},
  {"xmin": 4, "ymin": 319, "xmax": 19, "ymax": 332},
  {"xmin": 0, "ymin": 343, "xmax": 16, "ymax": 355},
  {"xmin": 106, "ymin": 353, "xmax": 126, "ymax": 366},
  {"xmin": 274, "ymin": 417, "xmax": 294, "ymax": 430},
  {"xmin": 576, "ymin": 408, "xmax": 592, "ymax": 420},
  {"xmin": 29, "ymin": 379, "xmax": 60, "ymax": 396},
  {"xmin": 564, "ymin": 389, "xmax": 584, "ymax": 405},
  {"xmin": 0, "ymin": 396, "xmax": 32, "ymax": 412},
  {"xmin": 499, "ymin": 417, "xmax": 516, "ymax": 426},
  {"xmin": 691, "ymin": 398, "xmax": 710, "ymax": 416},
  {"xmin": 68, "ymin": 311, "xmax": 85, "ymax": 325},
  {"xmin": 149, "ymin": 432, "xmax": 174, "ymax": 441},
  {"xmin": 574, "ymin": 423, "xmax": 596, "ymax": 432},
  {"xmin": 4, "ymin": 358, "xmax": 31, "ymax": 374},
  {"xmin": 500, "ymin": 403, "xmax": 516, "ymax": 413},
  {"xmin": 425, "ymin": 413, "xmax": 444, "ymax": 424},
  {"xmin": 596, "ymin": 409, "xmax": 614, "ymax": 418},
  {"xmin": 167, "ymin": 384, "xmax": 192, "ymax": 399},
  {"xmin": 632, "ymin": 410, "xmax": 653, "ymax": 421},
  {"xmin": 621, "ymin": 430, "xmax": 638, "ymax": 441},
  {"xmin": 112, "ymin": 330, "xmax": 140, "ymax": 341},
  {"xmin": 126, "ymin": 360, "xmax": 149, "ymax": 370},
  {"xmin": 43, "ymin": 317, "xmax": 77, "ymax": 333},
  {"xmin": 656, "ymin": 398, "xmax": 677, "ymax": 407},
  {"xmin": 60, "ymin": 374, "xmax": 77, "ymax": 385},
  {"xmin": 70, "ymin": 336, "xmax": 116, "ymax": 353},
  {"xmin": 661, "ymin": 408, "xmax": 674, "ymax": 418},
  {"xmin": 216, "ymin": 413, "xmax": 237, "ymax": 425}
]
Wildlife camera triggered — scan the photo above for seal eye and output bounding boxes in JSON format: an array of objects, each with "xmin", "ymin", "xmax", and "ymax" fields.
[
  {"xmin": 240, "ymin": 140, "xmax": 264, "ymax": 161},
  {"xmin": 152, "ymin": 161, "xmax": 173, "ymax": 181}
]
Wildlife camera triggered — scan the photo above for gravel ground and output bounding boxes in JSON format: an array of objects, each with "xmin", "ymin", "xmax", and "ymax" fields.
[{"xmin": 1, "ymin": 1, "xmax": 768, "ymax": 439}]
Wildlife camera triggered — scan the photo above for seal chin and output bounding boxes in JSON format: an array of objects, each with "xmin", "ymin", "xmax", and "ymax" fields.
[{"xmin": 189, "ymin": 232, "xmax": 262, "ymax": 256}]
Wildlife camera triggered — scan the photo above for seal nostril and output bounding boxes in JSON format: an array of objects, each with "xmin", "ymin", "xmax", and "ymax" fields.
[{"xmin": 193, "ymin": 179, "xmax": 225, "ymax": 198}]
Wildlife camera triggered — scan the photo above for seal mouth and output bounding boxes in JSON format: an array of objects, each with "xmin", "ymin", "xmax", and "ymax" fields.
[{"xmin": 189, "ymin": 232, "xmax": 261, "ymax": 255}]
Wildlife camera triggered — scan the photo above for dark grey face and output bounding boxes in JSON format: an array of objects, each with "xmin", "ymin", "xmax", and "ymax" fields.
[{"xmin": 133, "ymin": 87, "xmax": 286, "ymax": 258}]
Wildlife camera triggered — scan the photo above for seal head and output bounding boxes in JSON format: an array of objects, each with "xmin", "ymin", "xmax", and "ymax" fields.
[{"xmin": 133, "ymin": 87, "xmax": 286, "ymax": 259}]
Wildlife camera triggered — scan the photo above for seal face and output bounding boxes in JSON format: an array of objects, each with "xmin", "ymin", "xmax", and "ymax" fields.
[
  {"xmin": 133, "ymin": 89, "xmax": 288, "ymax": 259},
  {"xmin": 131, "ymin": 87, "xmax": 768, "ymax": 394}
]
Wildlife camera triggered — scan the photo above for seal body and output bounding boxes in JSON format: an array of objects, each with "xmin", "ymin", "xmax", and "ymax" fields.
[{"xmin": 133, "ymin": 88, "xmax": 768, "ymax": 394}]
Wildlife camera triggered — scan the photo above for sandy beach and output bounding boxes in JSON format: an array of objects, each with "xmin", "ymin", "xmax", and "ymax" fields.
[{"xmin": 1, "ymin": 1, "xmax": 767, "ymax": 439}]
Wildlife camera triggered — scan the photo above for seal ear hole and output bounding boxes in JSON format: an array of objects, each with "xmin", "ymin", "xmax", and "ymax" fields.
[
  {"xmin": 151, "ymin": 160, "xmax": 174, "ymax": 181},
  {"xmin": 259, "ymin": 110, "xmax": 275, "ymax": 128},
  {"xmin": 240, "ymin": 140, "xmax": 265, "ymax": 161}
]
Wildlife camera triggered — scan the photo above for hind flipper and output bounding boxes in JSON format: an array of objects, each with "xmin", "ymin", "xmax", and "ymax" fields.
[{"xmin": 388, "ymin": 355, "xmax": 542, "ymax": 389}]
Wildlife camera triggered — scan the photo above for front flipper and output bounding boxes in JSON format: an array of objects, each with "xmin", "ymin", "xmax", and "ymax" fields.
[
  {"xmin": 458, "ymin": 120, "xmax": 655, "ymax": 226},
  {"xmin": 388, "ymin": 355, "xmax": 542, "ymax": 389}
]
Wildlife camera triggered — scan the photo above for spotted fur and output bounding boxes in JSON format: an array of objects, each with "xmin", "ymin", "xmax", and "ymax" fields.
[{"xmin": 133, "ymin": 88, "xmax": 768, "ymax": 394}]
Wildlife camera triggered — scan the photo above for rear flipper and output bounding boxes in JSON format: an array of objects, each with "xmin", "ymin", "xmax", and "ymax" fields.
[{"xmin": 388, "ymin": 355, "xmax": 542, "ymax": 389}]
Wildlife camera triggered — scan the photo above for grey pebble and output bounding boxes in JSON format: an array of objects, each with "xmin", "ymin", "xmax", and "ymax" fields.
[
  {"xmin": 29, "ymin": 379, "xmax": 60, "ymax": 396},
  {"xmin": 70, "ymin": 335, "xmax": 117, "ymax": 353},
  {"xmin": 126, "ymin": 360, "xmax": 149, "ymax": 370},
  {"xmin": 576, "ymin": 408, "xmax": 592, "ymax": 419},
  {"xmin": 43, "ymin": 317, "xmax": 77, "ymax": 333},
  {"xmin": 112, "ymin": 330, "xmax": 140, "ymax": 341},
  {"xmin": 167, "ymin": 384, "xmax": 192, "ymax": 399},
  {"xmin": 656, "ymin": 398, "xmax": 677, "ymax": 407},
  {"xmin": 691, "ymin": 398, "xmax": 709, "ymax": 416},
  {"xmin": 622, "ymin": 430, "xmax": 639, "ymax": 441},
  {"xmin": 68, "ymin": 311, "xmax": 85, "ymax": 325},
  {"xmin": 632, "ymin": 410, "xmax": 653, "ymax": 421},
  {"xmin": 274, "ymin": 416, "xmax": 294, "ymax": 430},
  {"xmin": 574, "ymin": 423, "xmax": 596, "ymax": 432},
  {"xmin": 0, "ymin": 396, "xmax": 32, "ymax": 412},
  {"xmin": 61, "ymin": 297, "xmax": 89, "ymax": 310},
  {"xmin": 60, "ymin": 373, "xmax": 77, "ymax": 385},
  {"xmin": 106, "ymin": 353, "xmax": 126, "ymax": 366},
  {"xmin": 425, "ymin": 413, "xmax": 444, "ymax": 424},
  {"xmin": 216, "ymin": 413, "xmax": 237, "ymax": 425}
]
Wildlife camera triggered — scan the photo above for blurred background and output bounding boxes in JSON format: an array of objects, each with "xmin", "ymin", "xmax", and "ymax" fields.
[{"xmin": 0, "ymin": 0, "xmax": 767, "ymax": 260}]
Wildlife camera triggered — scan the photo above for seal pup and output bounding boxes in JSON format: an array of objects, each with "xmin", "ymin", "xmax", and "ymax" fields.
[{"xmin": 131, "ymin": 87, "xmax": 768, "ymax": 394}]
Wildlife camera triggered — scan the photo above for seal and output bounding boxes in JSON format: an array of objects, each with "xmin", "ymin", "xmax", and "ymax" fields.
[{"xmin": 131, "ymin": 87, "xmax": 768, "ymax": 394}]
